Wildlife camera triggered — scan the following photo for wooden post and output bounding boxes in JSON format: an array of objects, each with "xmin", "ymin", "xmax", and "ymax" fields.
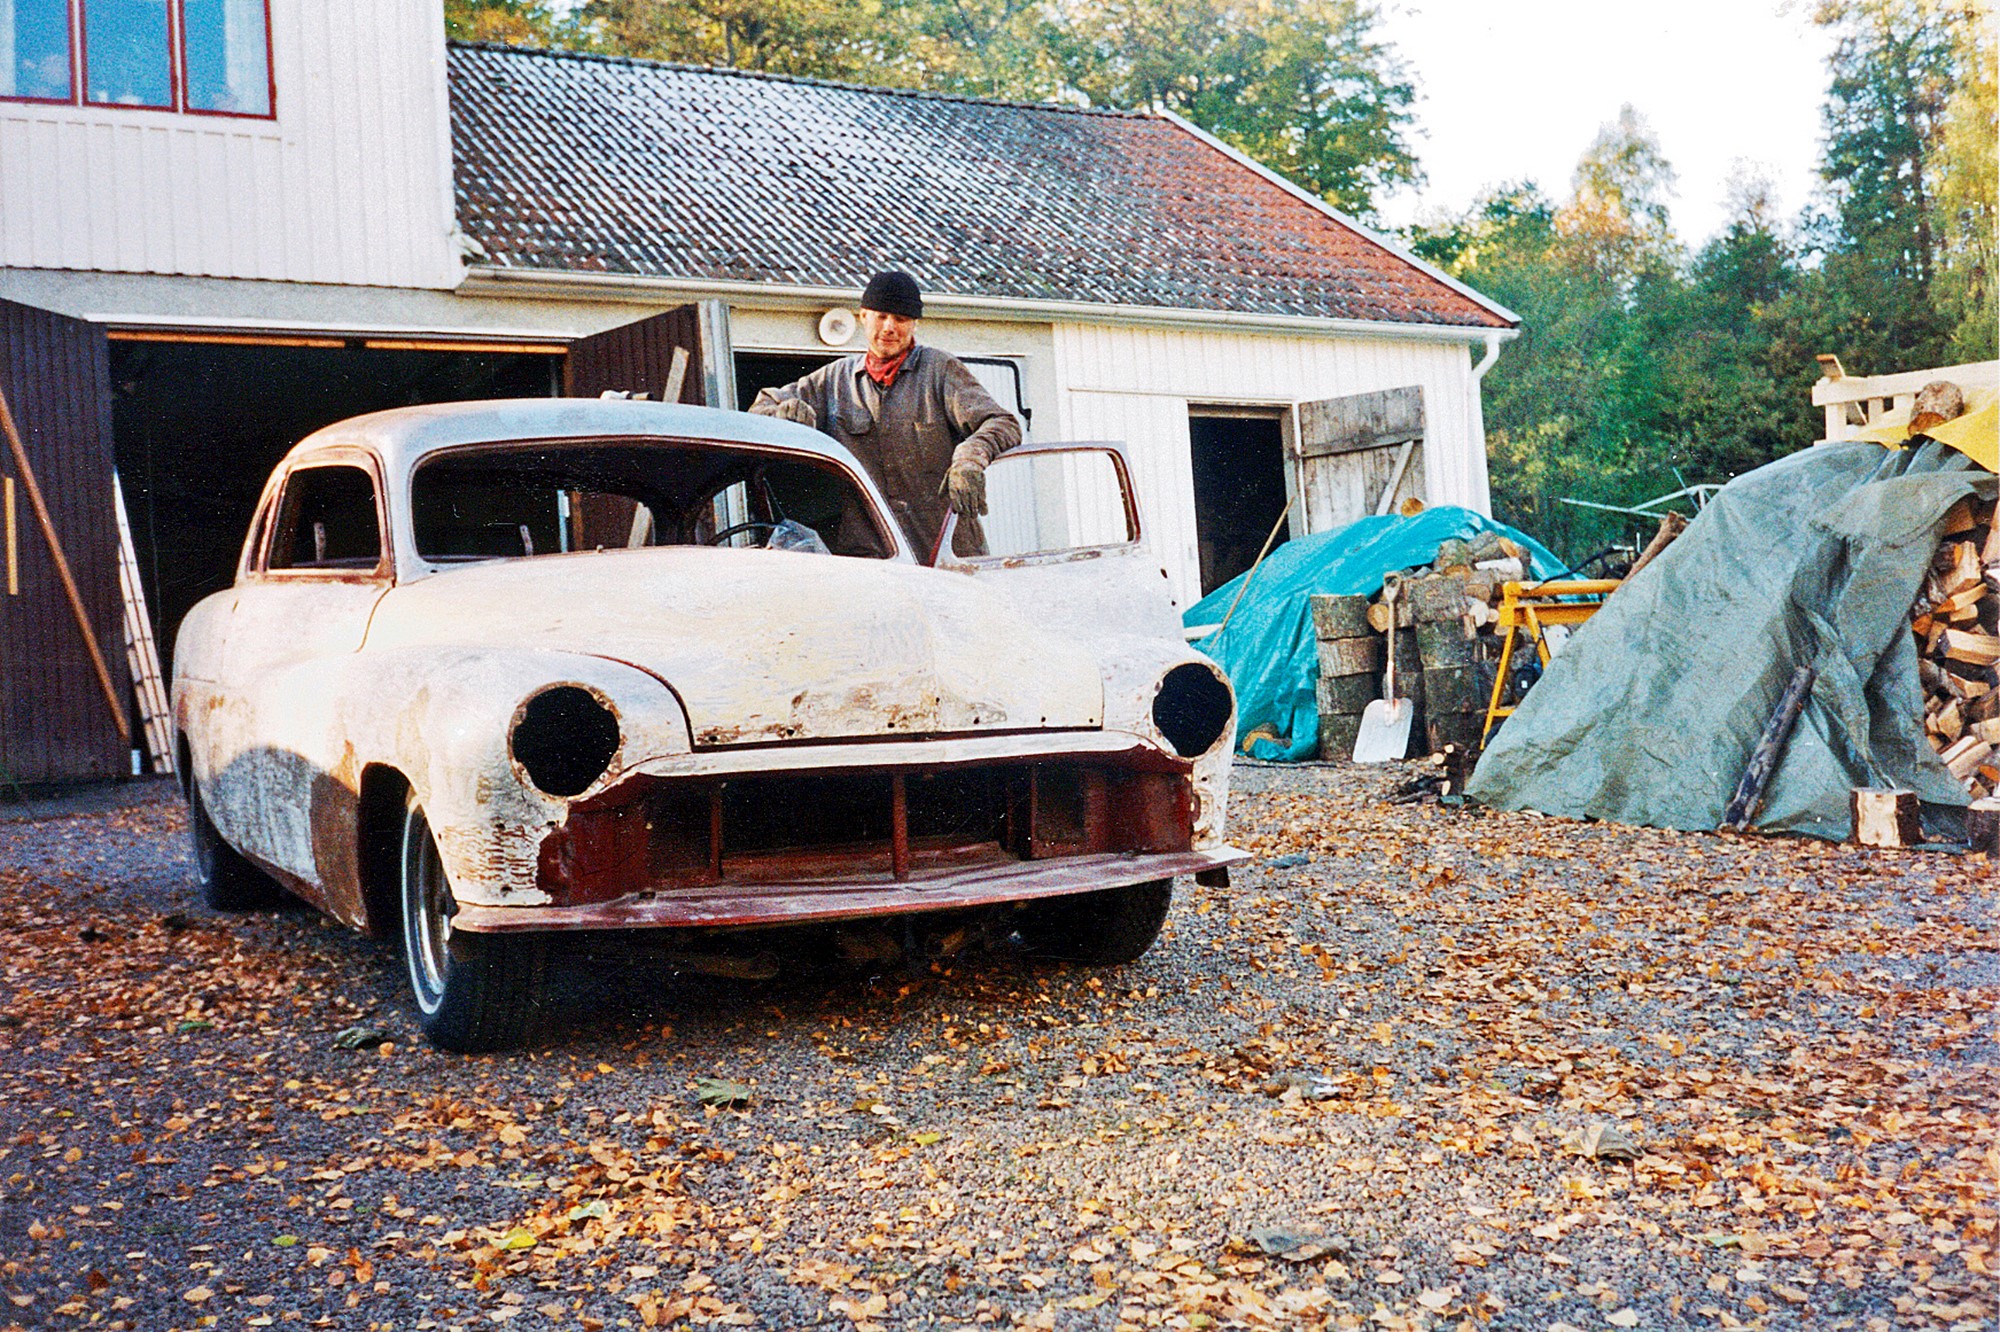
[
  {"xmin": 1719, "ymin": 666, "xmax": 1817, "ymax": 833},
  {"xmin": 0, "ymin": 381, "xmax": 130, "ymax": 744},
  {"xmin": 1851, "ymin": 788, "xmax": 1922, "ymax": 848}
]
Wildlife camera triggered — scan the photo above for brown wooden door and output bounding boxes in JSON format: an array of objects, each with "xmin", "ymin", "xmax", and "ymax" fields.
[
  {"xmin": 0, "ymin": 299, "xmax": 130, "ymax": 785},
  {"xmin": 1294, "ymin": 385, "xmax": 1427, "ymax": 532},
  {"xmin": 564, "ymin": 300, "xmax": 735, "ymax": 407}
]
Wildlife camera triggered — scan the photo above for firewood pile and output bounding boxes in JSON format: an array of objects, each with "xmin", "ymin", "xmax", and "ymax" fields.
[
  {"xmin": 1312, "ymin": 531, "xmax": 1534, "ymax": 760},
  {"xmin": 1913, "ymin": 496, "xmax": 2000, "ymax": 796}
]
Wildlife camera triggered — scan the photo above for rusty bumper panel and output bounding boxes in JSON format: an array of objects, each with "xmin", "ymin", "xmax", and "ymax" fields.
[{"xmin": 453, "ymin": 846, "xmax": 1248, "ymax": 933}]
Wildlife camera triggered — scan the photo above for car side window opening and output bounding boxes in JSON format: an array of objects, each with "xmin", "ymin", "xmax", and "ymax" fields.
[
  {"xmin": 409, "ymin": 440, "xmax": 895, "ymax": 564},
  {"xmin": 265, "ymin": 464, "xmax": 384, "ymax": 572},
  {"xmin": 979, "ymin": 449, "xmax": 1136, "ymax": 558}
]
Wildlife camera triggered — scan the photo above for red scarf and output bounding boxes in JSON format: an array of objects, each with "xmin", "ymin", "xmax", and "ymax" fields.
[{"xmin": 863, "ymin": 345, "xmax": 913, "ymax": 388}]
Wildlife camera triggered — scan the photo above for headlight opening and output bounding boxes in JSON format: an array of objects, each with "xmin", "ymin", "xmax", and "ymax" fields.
[
  {"xmin": 1152, "ymin": 664, "xmax": 1233, "ymax": 757},
  {"xmin": 510, "ymin": 685, "xmax": 621, "ymax": 797}
]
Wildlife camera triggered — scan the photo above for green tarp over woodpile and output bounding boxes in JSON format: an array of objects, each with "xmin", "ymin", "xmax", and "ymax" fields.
[
  {"xmin": 1184, "ymin": 507, "xmax": 1558, "ymax": 763},
  {"xmin": 1469, "ymin": 440, "xmax": 1994, "ymax": 839}
]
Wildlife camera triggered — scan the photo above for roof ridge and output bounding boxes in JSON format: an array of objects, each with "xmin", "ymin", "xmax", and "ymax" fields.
[{"xmin": 447, "ymin": 40, "xmax": 1155, "ymax": 120}]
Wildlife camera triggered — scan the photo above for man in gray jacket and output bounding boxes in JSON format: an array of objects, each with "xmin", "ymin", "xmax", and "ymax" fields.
[{"xmin": 750, "ymin": 271, "xmax": 1021, "ymax": 559}]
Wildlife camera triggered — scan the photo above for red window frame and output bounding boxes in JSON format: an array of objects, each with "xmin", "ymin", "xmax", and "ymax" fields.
[{"xmin": 3, "ymin": 0, "xmax": 274, "ymax": 119}]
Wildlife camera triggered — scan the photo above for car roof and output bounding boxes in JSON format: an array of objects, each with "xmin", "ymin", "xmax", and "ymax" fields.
[{"xmin": 283, "ymin": 398, "xmax": 867, "ymax": 478}]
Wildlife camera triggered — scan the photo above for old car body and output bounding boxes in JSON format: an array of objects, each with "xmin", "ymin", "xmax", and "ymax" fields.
[{"xmin": 173, "ymin": 399, "xmax": 1244, "ymax": 1049}]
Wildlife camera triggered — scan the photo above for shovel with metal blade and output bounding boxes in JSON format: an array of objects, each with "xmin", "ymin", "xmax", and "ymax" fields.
[{"xmin": 1353, "ymin": 573, "xmax": 1413, "ymax": 763}]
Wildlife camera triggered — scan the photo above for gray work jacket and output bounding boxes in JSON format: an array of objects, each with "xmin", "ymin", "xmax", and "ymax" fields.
[{"xmin": 749, "ymin": 345, "xmax": 1021, "ymax": 559}]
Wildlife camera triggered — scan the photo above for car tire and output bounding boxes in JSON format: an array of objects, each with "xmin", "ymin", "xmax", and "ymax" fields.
[
  {"xmin": 399, "ymin": 794, "xmax": 546, "ymax": 1053},
  {"xmin": 1016, "ymin": 879, "xmax": 1173, "ymax": 965},
  {"xmin": 187, "ymin": 785, "xmax": 281, "ymax": 911}
]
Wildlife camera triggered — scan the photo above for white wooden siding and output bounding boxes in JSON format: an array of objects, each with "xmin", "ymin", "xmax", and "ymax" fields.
[
  {"xmin": 0, "ymin": 0, "xmax": 458, "ymax": 290},
  {"xmin": 1052, "ymin": 322, "xmax": 1491, "ymax": 606}
]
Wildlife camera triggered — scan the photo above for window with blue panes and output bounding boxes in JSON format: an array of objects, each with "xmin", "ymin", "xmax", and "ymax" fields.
[{"xmin": 1, "ymin": 0, "xmax": 269, "ymax": 115}]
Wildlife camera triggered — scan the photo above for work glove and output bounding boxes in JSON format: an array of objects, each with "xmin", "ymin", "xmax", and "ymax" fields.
[
  {"xmin": 943, "ymin": 459, "xmax": 987, "ymax": 518},
  {"xmin": 771, "ymin": 398, "xmax": 817, "ymax": 429}
]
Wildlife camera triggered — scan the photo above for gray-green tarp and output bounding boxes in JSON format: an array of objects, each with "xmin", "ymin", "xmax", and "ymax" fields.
[{"xmin": 1468, "ymin": 440, "xmax": 1993, "ymax": 839}]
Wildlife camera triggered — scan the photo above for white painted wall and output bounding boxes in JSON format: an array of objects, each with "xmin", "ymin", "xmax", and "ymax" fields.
[
  {"xmin": 0, "ymin": 0, "xmax": 458, "ymax": 289},
  {"xmin": 1051, "ymin": 321, "xmax": 1492, "ymax": 606}
]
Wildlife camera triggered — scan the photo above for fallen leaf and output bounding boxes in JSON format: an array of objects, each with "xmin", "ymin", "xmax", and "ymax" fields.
[{"xmin": 694, "ymin": 1077, "xmax": 752, "ymax": 1108}]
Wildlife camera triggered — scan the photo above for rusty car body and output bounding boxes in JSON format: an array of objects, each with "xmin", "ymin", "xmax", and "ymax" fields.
[{"xmin": 172, "ymin": 399, "xmax": 1245, "ymax": 1050}]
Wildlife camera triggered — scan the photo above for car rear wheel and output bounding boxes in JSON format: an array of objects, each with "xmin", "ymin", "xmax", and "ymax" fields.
[
  {"xmin": 1016, "ymin": 879, "xmax": 1173, "ymax": 964},
  {"xmin": 400, "ymin": 794, "xmax": 546, "ymax": 1053},
  {"xmin": 187, "ymin": 784, "xmax": 280, "ymax": 911}
]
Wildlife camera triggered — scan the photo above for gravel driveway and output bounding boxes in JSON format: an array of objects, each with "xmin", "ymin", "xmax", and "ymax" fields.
[{"xmin": 1, "ymin": 763, "xmax": 1993, "ymax": 1332}]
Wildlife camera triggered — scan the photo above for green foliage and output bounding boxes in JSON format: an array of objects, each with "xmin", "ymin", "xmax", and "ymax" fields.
[
  {"xmin": 1435, "ymin": 3, "xmax": 1995, "ymax": 567},
  {"xmin": 444, "ymin": 0, "xmax": 578, "ymax": 44},
  {"xmin": 576, "ymin": 0, "xmax": 912, "ymax": 80},
  {"xmin": 441, "ymin": 0, "xmax": 1419, "ymax": 218},
  {"xmin": 1054, "ymin": 0, "xmax": 1420, "ymax": 216}
]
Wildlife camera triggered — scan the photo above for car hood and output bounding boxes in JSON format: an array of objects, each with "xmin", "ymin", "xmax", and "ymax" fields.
[{"xmin": 363, "ymin": 547, "xmax": 1105, "ymax": 747}]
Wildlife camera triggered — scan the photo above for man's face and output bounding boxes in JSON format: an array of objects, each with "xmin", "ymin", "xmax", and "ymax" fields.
[{"xmin": 860, "ymin": 308, "xmax": 916, "ymax": 360}]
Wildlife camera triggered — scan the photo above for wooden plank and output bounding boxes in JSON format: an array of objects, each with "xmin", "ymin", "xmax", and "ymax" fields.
[
  {"xmin": 1719, "ymin": 665, "xmax": 1817, "ymax": 832},
  {"xmin": 0, "ymin": 298, "xmax": 131, "ymax": 782},
  {"xmin": 565, "ymin": 305, "xmax": 709, "ymax": 405},
  {"xmin": 1294, "ymin": 385, "xmax": 1425, "ymax": 459}
]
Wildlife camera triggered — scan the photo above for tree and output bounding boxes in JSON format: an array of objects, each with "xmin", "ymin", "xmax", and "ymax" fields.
[
  {"xmin": 444, "ymin": 0, "xmax": 578, "ymax": 45},
  {"xmin": 1933, "ymin": 0, "xmax": 1997, "ymax": 358},
  {"xmin": 1808, "ymin": 0, "xmax": 1986, "ymax": 370},
  {"xmin": 1053, "ymin": 0, "xmax": 1420, "ymax": 218},
  {"xmin": 1555, "ymin": 105, "xmax": 1679, "ymax": 286},
  {"xmin": 576, "ymin": 0, "xmax": 911, "ymax": 80},
  {"xmin": 890, "ymin": 0, "xmax": 1069, "ymax": 98}
]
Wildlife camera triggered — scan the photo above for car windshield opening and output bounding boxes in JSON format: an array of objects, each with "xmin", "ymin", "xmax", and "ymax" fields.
[{"xmin": 409, "ymin": 438, "xmax": 895, "ymax": 563}]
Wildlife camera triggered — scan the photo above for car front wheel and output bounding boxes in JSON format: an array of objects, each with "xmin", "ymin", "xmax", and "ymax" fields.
[
  {"xmin": 400, "ymin": 795, "xmax": 546, "ymax": 1052},
  {"xmin": 1016, "ymin": 879, "xmax": 1173, "ymax": 964},
  {"xmin": 187, "ymin": 785, "xmax": 280, "ymax": 911}
]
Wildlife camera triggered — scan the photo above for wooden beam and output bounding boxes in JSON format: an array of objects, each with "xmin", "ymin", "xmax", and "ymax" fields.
[{"xmin": 1719, "ymin": 666, "xmax": 1816, "ymax": 832}]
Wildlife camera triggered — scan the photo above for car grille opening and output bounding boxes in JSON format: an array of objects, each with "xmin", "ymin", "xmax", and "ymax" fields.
[{"xmin": 537, "ymin": 759, "xmax": 1195, "ymax": 905}]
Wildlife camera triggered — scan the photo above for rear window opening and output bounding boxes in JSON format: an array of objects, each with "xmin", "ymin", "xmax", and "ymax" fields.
[{"xmin": 410, "ymin": 438, "xmax": 896, "ymax": 563}]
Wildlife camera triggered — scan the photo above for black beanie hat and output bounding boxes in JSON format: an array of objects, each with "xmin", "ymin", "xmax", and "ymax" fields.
[{"xmin": 860, "ymin": 270, "xmax": 924, "ymax": 320}]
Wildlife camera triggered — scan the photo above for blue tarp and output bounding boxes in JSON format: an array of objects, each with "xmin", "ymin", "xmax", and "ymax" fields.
[{"xmin": 1184, "ymin": 508, "xmax": 1560, "ymax": 762}]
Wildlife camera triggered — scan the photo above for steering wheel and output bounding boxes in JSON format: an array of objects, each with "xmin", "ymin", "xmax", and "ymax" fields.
[{"xmin": 705, "ymin": 521, "xmax": 781, "ymax": 547}]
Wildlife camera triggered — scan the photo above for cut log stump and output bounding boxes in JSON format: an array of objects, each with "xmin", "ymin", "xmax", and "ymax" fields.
[{"xmin": 1851, "ymin": 787, "xmax": 1921, "ymax": 849}]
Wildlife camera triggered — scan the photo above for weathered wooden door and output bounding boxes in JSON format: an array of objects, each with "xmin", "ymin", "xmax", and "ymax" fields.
[
  {"xmin": 564, "ymin": 300, "xmax": 735, "ymax": 407},
  {"xmin": 0, "ymin": 298, "xmax": 130, "ymax": 785},
  {"xmin": 1294, "ymin": 385, "xmax": 1426, "ymax": 532}
]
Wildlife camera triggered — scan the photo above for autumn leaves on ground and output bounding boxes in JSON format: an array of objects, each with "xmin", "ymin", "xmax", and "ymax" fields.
[{"xmin": 0, "ymin": 765, "xmax": 1993, "ymax": 1332}]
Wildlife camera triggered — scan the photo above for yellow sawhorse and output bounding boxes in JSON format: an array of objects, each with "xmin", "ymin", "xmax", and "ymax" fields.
[{"xmin": 1480, "ymin": 579, "xmax": 1622, "ymax": 746}]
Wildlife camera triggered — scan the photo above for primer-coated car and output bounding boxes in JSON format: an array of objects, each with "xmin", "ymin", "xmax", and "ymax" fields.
[{"xmin": 173, "ymin": 399, "xmax": 1244, "ymax": 1050}]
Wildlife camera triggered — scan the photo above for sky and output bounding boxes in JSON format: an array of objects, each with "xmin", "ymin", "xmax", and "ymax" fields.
[{"xmin": 1370, "ymin": 0, "xmax": 1842, "ymax": 245}]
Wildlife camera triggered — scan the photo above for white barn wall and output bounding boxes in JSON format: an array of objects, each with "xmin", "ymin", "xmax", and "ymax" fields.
[
  {"xmin": 1052, "ymin": 322, "xmax": 1490, "ymax": 606},
  {"xmin": 0, "ymin": 0, "xmax": 458, "ymax": 290}
]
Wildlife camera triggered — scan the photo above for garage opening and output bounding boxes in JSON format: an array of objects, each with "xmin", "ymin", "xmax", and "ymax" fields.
[
  {"xmin": 111, "ymin": 338, "xmax": 559, "ymax": 677},
  {"xmin": 734, "ymin": 351, "xmax": 839, "ymax": 409},
  {"xmin": 1188, "ymin": 408, "xmax": 1292, "ymax": 596}
]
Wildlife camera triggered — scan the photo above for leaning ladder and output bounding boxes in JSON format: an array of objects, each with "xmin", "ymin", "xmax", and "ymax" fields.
[{"xmin": 113, "ymin": 471, "xmax": 173, "ymax": 775}]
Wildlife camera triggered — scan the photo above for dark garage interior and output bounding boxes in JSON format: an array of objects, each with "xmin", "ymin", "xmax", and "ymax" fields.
[
  {"xmin": 1188, "ymin": 412, "xmax": 1292, "ymax": 596},
  {"xmin": 111, "ymin": 339, "xmax": 558, "ymax": 677}
]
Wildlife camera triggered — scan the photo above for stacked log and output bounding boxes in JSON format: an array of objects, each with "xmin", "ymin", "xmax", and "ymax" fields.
[
  {"xmin": 1311, "ymin": 594, "xmax": 1377, "ymax": 758},
  {"xmin": 1913, "ymin": 496, "xmax": 2000, "ymax": 798},
  {"xmin": 1312, "ymin": 531, "xmax": 1537, "ymax": 760}
]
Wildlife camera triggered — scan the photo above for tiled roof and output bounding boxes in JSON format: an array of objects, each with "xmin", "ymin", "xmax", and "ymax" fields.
[{"xmin": 448, "ymin": 44, "xmax": 1513, "ymax": 329}]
